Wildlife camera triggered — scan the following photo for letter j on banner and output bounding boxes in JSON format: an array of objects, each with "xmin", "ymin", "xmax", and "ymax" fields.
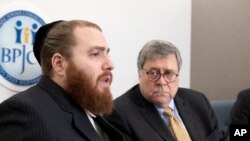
[{"xmin": 0, "ymin": 8, "xmax": 46, "ymax": 91}]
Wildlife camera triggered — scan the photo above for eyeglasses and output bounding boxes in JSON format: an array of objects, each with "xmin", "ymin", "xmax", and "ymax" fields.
[{"xmin": 142, "ymin": 69, "xmax": 179, "ymax": 82}]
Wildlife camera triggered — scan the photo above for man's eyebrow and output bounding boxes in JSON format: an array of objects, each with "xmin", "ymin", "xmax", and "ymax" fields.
[
  {"xmin": 89, "ymin": 46, "xmax": 110, "ymax": 53},
  {"xmin": 148, "ymin": 68, "xmax": 176, "ymax": 72}
]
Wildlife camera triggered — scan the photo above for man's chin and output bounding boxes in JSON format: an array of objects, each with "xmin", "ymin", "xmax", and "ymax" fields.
[{"xmin": 97, "ymin": 87, "xmax": 111, "ymax": 94}]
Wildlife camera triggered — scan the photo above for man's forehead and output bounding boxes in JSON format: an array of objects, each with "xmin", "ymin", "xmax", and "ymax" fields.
[
  {"xmin": 73, "ymin": 27, "xmax": 108, "ymax": 49},
  {"xmin": 146, "ymin": 55, "xmax": 177, "ymax": 63},
  {"xmin": 144, "ymin": 56, "xmax": 178, "ymax": 68}
]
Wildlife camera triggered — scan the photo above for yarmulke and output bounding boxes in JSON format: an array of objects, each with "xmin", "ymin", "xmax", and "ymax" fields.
[{"xmin": 33, "ymin": 20, "xmax": 63, "ymax": 65}]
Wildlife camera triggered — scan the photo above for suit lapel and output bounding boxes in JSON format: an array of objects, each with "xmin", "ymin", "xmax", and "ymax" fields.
[
  {"xmin": 174, "ymin": 94, "xmax": 200, "ymax": 141},
  {"xmin": 134, "ymin": 89, "xmax": 175, "ymax": 141},
  {"xmin": 140, "ymin": 106, "xmax": 175, "ymax": 141},
  {"xmin": 72, "ymin": 111, "xmax": 103, "ymax": 141},
  {"xmin": 38, "ymin": 76, "xmax": 103, "ymax": 141}
]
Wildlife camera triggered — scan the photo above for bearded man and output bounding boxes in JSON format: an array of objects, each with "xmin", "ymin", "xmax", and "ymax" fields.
[{"xmin": 0, "ymin": 20, "xmax": 124, "ymax": 141}]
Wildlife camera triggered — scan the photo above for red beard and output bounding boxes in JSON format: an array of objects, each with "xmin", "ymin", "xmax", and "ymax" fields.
[{"xmin": 65, "ymin": 60, "xmax": 113, "ymax": 115}]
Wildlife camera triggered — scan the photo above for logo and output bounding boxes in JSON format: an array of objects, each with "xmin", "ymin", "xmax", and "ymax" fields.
[
  {"xmin": 230, "ymin": 125, "xmax": 250, "ymax": 141},
  {"xmin": 0, "ymin": 9, "xmax": 45, "ymax": 91}
]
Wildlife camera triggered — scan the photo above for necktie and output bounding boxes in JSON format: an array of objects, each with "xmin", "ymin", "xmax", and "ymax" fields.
[
  {"xmin": 94, "ymin": 116, "xmax": 110, "ymax": 141},
  {"xmin": 94, "ymin": 116, "xmax": 124, "ymax": 141},
  {"xmin": 164, "ymin": 107, "xmax": 191, "ymax": 141}
]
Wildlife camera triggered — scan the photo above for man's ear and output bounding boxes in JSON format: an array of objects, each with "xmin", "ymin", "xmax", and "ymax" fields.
[{"xmin": 51, "ymin": 53, "xmax": 67, "ymax": 76}]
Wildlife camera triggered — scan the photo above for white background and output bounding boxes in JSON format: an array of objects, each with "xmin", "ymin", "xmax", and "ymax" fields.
[{"xmin": 0, "ymin": 0, "xmax": 191, "ymax": 103}]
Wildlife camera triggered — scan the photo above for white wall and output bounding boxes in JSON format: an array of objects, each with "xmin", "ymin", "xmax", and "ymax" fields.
[{"xmin": 0, "ymin": 0, "xmax": 191, "ymax": 102}]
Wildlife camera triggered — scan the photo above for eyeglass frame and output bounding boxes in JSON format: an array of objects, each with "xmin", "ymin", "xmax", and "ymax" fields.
[{"xmin": 142, "ymin": 68, "xmax": 179, "ymax": 83}]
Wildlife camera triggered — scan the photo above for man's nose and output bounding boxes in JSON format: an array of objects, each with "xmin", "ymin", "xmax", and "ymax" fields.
[
  {"xmin": 156, "ymin": 74, "xmax": 167, "ymax": 85},
  {"xmin": 103, "ymin": 56, "xmax": 114, "ymax": 71}
]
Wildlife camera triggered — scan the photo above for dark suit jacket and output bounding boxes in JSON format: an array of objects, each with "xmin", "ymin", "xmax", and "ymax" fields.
[
  {"xmin": 0, "ymin": 76, "xmax": 124, "ymax": 141},
  {"xmin": 230, "ymin": 88, "xmax": 250, "ymax": 124},
  {"xmin": 105, "ymin": 84, "xmax": 228, "ymax": 141}
]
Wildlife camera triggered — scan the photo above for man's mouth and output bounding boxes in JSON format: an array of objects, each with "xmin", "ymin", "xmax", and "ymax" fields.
[
  {"xmin": 101, "ymin": 75, "xmax": 112, "ymax": 85},
  {"xmin": 97, "ymin": 72, "xmax": 113, "ymax": 88}
]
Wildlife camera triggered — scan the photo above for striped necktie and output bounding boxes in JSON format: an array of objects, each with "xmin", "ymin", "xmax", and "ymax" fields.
[{"xmin": 164, "ymin": 107, "xmax": 191, "ymax": 141}]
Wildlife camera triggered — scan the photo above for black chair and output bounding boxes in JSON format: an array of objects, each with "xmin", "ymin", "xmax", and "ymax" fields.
[{"xmin": 210, "ymin": 100, "xmax": 235, "ymax": 129}]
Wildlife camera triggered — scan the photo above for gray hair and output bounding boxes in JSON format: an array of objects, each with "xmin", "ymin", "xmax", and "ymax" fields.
[{"xmin": 137, "ymin": 39, "xmax": 182, "ymax": 71}]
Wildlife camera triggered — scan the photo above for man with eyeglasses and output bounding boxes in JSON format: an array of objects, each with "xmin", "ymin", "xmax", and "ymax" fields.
[{"xmin": 105, "ymin": 39, "xmax": 228, "ymax": 141}]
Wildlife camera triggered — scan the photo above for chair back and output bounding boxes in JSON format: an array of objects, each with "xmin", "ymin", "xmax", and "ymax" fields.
[{"xmin": 210, "ymin": 100, "xmax": 235, "ymax": 129}]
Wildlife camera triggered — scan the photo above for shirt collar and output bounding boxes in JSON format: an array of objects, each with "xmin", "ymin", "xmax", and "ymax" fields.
[
  {"xmin": 155, "ymin": 99, "xmax": 175, "ymax": 115},
  {"xmin": 85, "ymin": 110, "xmax": 97, "ymax": 118}
]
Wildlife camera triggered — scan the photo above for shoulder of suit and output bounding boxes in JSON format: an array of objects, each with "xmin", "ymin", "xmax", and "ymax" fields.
[{"xmin": 238, "ymin": 88, "xmax": 250, "ymax": 100}]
